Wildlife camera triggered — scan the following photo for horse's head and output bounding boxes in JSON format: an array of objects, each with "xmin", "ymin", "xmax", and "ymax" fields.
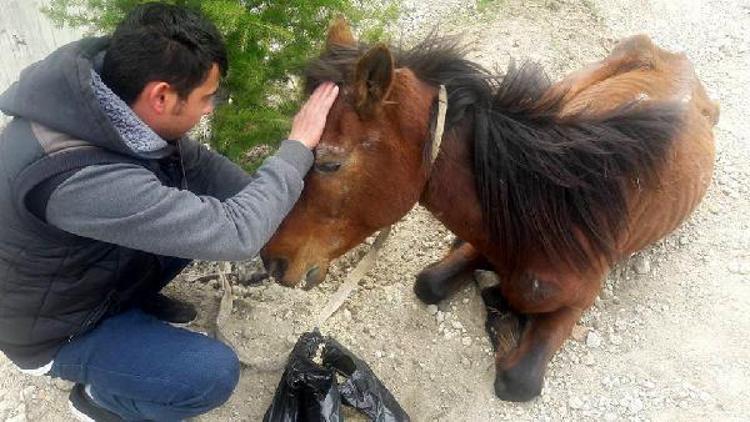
[{"xmin": 261, "ymin": 19, "xmax": 437, "ymax": 288}]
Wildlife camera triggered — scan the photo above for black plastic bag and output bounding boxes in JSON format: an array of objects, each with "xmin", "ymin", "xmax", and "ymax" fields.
[{"xmin": 264, "ymin": 330, "xmax": 410, "ymax": 422}]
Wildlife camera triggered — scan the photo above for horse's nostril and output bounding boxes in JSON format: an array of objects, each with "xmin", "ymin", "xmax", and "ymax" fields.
[
  {"xmin": 305, "ymin": 266, "xmax": 320, "ymax": 285},
  {"xmin": 266, "ymin": 258, "xmax": 288, "ymax": 280}
]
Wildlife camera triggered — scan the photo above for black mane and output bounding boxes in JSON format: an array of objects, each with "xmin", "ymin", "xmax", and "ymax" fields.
[{"xmin": 305, "ymin": 36, "xmax": 682, "ymax": 271}]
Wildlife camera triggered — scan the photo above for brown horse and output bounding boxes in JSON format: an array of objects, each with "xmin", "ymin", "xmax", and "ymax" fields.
[{"xmin": 262, "ymin": 20, "xmax": 719, "ymax": 402}]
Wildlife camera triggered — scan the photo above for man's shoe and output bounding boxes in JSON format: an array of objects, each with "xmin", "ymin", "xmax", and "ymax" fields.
[
  {"xmin": 68, "ymin": 384, "xmax": 123, "ymax": 422},
  {"xmin": 139, "ymin": 293, "xmax": 197, "ymax": 325}
]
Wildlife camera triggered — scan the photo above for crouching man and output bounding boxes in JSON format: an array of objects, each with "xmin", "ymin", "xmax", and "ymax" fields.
[{"xmin": 0, "ymin": 3, "xmax": 337, "ymax": 420}]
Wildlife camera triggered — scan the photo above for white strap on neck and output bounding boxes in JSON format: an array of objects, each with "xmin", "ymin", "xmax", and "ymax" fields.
[{"xmin": 431, "ymin": 84, "xmax": 448, "ymax": 165}]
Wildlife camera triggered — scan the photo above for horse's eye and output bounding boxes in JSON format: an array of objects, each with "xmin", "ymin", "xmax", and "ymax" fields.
[{"xmin": 315, "ymin": 161, "xmax": 342, "ymax": 173}]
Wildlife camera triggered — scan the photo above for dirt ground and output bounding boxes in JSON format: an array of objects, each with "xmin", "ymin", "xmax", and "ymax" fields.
[{"xmin": 1, "ymin": 0, "xmax": 748, "ymax": 421}]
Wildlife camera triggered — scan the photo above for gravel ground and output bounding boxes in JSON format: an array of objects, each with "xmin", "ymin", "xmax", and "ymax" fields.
[{"xmin": 1, "ymin": 0, "xmax": 748, "ymax": 421}]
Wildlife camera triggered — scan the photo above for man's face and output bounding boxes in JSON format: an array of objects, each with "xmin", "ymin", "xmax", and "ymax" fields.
[{"xmin": 161, "ymin": 63, "xmax": 221, "ymax": 140}]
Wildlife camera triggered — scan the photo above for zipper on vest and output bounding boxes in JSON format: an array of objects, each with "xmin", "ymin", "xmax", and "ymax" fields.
[{"xmin": 67, "ymin": 290, "xmax": 118, "ymax": 342}]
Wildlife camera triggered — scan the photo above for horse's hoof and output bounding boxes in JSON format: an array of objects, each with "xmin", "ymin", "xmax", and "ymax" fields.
[
  {"xmin": 413, "ymin": 271, "xmax": 448, "ymax": 304},
  {"xmin": 493, "ymin": 367, "xmax": 543, "ymax": 402}
]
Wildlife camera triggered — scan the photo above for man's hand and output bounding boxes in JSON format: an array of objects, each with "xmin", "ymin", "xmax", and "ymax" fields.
[{"xmin": 288, "ymin": 82, "xmax": 339, "ymax": 150}]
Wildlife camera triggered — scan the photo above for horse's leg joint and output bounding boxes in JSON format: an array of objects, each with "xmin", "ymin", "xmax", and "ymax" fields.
[
  {"xmin": 413, "ymin": 240, "xmax": 487, "ymax": 304},
  {"xmin": 414, "ymin": 266, "xmax": 462, "ymax": 304}
]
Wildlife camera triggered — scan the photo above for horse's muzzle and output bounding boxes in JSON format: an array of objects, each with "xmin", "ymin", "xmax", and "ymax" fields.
[{"xmin": 261, "ymin": 254, "xmax": 328, "ymax": 289}]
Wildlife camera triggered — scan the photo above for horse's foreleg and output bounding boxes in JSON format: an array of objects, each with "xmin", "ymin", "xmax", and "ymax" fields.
[
  {"xmin": 414, "ymin": 239, "xmax": 489, "ymax": 304},
  {"xmin": 491, "ymin": 305, "xmax": 583, "ymax": 401},
  {"xmin": 485, "ymin": 271, "xmax": 602, "ymax": 402}
]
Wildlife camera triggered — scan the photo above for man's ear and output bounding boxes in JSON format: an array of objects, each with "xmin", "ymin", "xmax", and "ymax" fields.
[
  {"xmin": 353, "ymin": 44, "xmax": 394, "ymax": 118},
  {"xmin": 140, "ymin": 81, "xmax": 172, "ymax": 114},
  {"xmin": 326, "ymin": 16, "xmax": 356, "ymax": 49}
]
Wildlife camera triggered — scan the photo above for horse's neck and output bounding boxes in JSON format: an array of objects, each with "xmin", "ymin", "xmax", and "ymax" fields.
[{"xmin": 419, "ymin": 128, "xmax": 496, "ymax": 257}]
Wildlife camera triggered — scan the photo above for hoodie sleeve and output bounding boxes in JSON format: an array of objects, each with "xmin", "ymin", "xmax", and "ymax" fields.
[
  {"xmin": 45, "ymin": 140, "xmax": 313, "ymax": 261},
  {"xmin": 178, "ymin": 137, "xmax": 252, "ymax": 200}
]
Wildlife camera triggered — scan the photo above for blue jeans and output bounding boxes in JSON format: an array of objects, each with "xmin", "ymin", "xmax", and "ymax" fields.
[
  {"xmin": 48, "ymin": 257, "xmax": 240, "ymax": 421},
  {"xmin": 49, "ymin": 309, "xmax": 240, "ymax": 421}
]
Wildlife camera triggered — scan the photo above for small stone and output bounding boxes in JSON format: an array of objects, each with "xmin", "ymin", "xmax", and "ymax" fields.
[
  {"xmin": 52, "ymin": 378, "xmax": 74, "ymax": 392},
  {"xmin": 462, "ymin": 336, "xmax": 472, "ymax": 346},
  {"xmin": 609, "ymin": 334, "xmax": 623, "ymax": 345},
  {"xmin": 462, "ymin": 298, "xmax": 470, "ymax": 304},
  {"xmin": 241, "ymin": 327, "xmax": 253, "ymax": 339},
  {"xmin": 604, "ymin": 412, "xmax": 618, "ymax": 421},
  {"xmin": 628, "ymin": 397, "xmax": 644, "ymax": 413},
  {"xmin": 7, "ymin": 403, "xmax": 26, "ymax": 422},
  {"xmin": 286, "ymin": 334, "xmax": 298, "ymax": 345},
  {"xmin": 363, "ymin": 326, "xmax": 376, "ymax": 338},
  {"xmin": 728, "ymin": 262, "xmax": 740, "ymax": 273},
  {"xmin": 451, "ymin": 320, "xmax": 464, "ymax": 330},
  {"xmin": 342, "ymin": 308, "xmax": 352, "ymax": 321},
  {"xmin": 375, "ymin": 350, "xmax": 384, "ymax": 358},
  {"xmin": 461, "ymin": 357, "xmax": 471, "ymax": 368},
  {"xmin": 586, "ymin": 331, "xmax": 603, "ymax": 348},
  {"xmin": 571, "ymin": 324, "xmax": 589, "ymax": 342},
  {"xmin": 474, "ymin": 270, "xmax": 501, "ymax": 289},
  {"xmin": 633, "ymin": 256, "xmax": 651, "ymax": 274},
  {"xmin": 20, "ymin": 386, "xmax": 35, "ymax": 401},
  {"xmin": 569, "ymin": 396, "xmax": 584, "ymax": 410},
  {"xmin": 426, "ymin": 304, "xmax": 439, "ymax": 315},
  {"xmin": 436, "ymin": 311, "xmax": 445, "ymax": 323}
]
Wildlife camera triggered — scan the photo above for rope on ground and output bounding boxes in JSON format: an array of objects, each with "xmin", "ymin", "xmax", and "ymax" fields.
[
  {"xmin": 214, "ymin": 226, "xmax": 392, "ymax": 372},
  {"xmin": 313, "ymin": 226, "xmax": 392, "ymax": 327},
  {"xmin": 213, "ymin": 262, "xmax": 287, "ymax": 371}
]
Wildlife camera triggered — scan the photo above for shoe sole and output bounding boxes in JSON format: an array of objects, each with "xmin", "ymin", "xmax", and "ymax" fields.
[
  {"xmin": 70, "ymin": 391, "xmax": 187, "ymax": 422},
  {"xmin": 167, "ymin": 318, "xmax": 197, "ymax": 328},
  {"xmin": 69, "ymin": 400, "xmax": 96, "ymax": 422}
]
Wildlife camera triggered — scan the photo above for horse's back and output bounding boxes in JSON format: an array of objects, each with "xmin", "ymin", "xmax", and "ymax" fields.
[
  {"xmin": 559, "ymin": 34, "xmax": 718, "ymax": 121},
  {"xmin": 557, "ymin": 35, "xmax": 718, "ymax": 255}
]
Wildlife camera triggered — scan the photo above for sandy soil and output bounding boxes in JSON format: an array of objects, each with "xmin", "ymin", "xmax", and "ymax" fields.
[{"xmin": 1, "ymin": 1, "xmax": 748, "ymax": 421}]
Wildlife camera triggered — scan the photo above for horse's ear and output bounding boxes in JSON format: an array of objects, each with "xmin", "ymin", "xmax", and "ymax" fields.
[
  {"xmin": 354, "ymin": 44, "xmax": 394, "ymax": 118},
  {"xmin": 326, "ymin": 16, "xmax": 356, "ymax": 48}
]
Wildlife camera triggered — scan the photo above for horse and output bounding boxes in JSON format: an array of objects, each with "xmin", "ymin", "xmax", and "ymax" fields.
[{"xmin": 261, "ymin": 19, "xmax": 719, "ymax": 402}]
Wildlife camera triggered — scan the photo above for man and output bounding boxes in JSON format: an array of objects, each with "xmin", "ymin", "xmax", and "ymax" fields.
[{"xmin": 0, "ymin": 3, "xmax": 338, "ymax": 421}]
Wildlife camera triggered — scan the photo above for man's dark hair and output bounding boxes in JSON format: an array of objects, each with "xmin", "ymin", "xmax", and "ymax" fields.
[{"xmin": 101, "ymin": 2, "xmax": 228, "ymax": 105}]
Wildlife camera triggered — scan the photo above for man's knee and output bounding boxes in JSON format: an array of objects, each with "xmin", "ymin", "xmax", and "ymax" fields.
[
  {"xmin": 208, "ymin": 343, "xmax": 241, "ymax": 406},
  {"xmin": 199, "ymin": 341, "xmax": 240, "ymax": 406},
  {"xmin": 176, "ymin": 339, "xmax": 240, "ymax": 412}
]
